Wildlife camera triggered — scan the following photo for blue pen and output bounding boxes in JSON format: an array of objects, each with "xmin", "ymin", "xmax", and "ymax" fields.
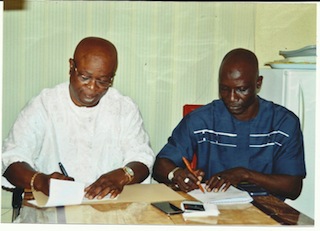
[{"xmin": 58, "ymin": 162, "xmax": 69, "ymax": 177}]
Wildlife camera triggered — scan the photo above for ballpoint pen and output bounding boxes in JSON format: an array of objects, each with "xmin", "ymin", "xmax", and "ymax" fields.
[
  {"xmin": 58, "ymin": 162, "xmax": 69, "ymax": 177},
  {"xmin": 182, "ymin": 157, "xmax": 205, "ymax": 193}
]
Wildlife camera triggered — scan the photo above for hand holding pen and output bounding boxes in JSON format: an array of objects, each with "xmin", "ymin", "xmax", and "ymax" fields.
[
  {"xmin": 182, "ymin": 157, "xmax": 205, "ymax": 193},
  {"xmin": 28, "ymin": 162, "xmax": 73, "ymax": 196},
  {"xmin": 58, "ymin": 162, "xmax": 74, "ymax": 181}
]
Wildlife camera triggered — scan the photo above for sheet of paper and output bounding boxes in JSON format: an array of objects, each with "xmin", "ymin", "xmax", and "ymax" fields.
[
  {"xmin": 29, "ymin": 179, "xmax": 85, "ymax": 207},
  {"xmin": 28, "ymin": 179, "xmax": 118, "ymax": 207},
  {"xmin": 188, "ymin": 184, "xmax": 253, "ymax": 205}
]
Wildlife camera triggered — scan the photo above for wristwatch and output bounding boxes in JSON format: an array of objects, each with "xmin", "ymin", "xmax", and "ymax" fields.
[
  {"xmin": 168, "ymin": 167, "xmax": 181, "ymax": 181},
  {"xmin": 123, "ymin": 166, "xmax": 134, "ymax": 182}
]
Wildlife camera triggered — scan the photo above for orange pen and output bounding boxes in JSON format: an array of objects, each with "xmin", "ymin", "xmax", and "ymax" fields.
[{"xmin": 182, "ymin": 157, "xmax": 205, "ymax": 193}]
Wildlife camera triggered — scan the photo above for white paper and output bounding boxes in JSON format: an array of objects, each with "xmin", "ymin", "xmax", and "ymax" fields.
[
  {"xmin": 28, "ymin": 179, "xmax": 116, "ymax": 207},
  {"xmin": 188, "ymin": 184, "xmax": 253, "ymax": 205}
]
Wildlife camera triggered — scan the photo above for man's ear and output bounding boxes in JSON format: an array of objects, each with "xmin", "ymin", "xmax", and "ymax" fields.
[
  {"xmin": 69, "ymin": 58, "xmax": 75, "ymax": 75},
  {"xmin": 256, "ymin": 75, "xmax": 263, "ymax": 93},
  {"xmin": 257, "ymin": 75, "xmax": 263, "ymax": 89}
]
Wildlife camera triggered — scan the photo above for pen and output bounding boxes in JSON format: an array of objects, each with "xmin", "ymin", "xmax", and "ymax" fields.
[
  {"xmin": 182, "ymin": 157, "xmax": 205, "ymax": 193},
  {"xmin": 58, "ymin": 162, "xmax": 69, "ymax": 177}
]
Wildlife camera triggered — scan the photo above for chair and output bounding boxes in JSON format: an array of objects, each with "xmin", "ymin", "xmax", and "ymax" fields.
[
  {"xmin": 183, "ymin": 104, "xmax": 203, "ymax": 118},
  {"xmin": 183, "ymin": 104, "xmax": 203, "ymax": 169}
]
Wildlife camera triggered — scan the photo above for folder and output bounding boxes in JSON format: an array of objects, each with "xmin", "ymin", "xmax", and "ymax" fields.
[{"xmin": 28, "ymin": 179, "xmax": 185, "ymax": 207}]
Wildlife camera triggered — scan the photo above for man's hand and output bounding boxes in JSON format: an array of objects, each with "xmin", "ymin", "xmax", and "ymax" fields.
[
  {"xmin": 172, "ymin": 168, "xmax": 205, "ymax": 192},
  {"xmin": 84, "ymin": 168, "xmax": 129, "ymax": 200},
  {"xmin": 205, "ymin": 167, "xmax": 248, "ymax": 192},
  {"xmin": 205, "ymin": 167, "xmax": 303, "ymax": 200},
  {"xmin": 34, "ymin": 172, "xmax": 74, "ymax": 196}
]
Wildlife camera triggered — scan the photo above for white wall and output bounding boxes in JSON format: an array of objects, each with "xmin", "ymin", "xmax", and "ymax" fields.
[{"xmin": 2, "ymin": 1, "xmax": 257, "ymax": 154}]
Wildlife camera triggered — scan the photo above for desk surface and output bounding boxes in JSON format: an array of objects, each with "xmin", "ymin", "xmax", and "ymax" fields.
[{"xmin": 21, "ymin": 184, "xmax": 314, "ymax": 225}]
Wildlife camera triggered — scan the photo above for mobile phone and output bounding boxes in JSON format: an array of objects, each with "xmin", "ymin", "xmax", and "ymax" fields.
[
  {"xmin": 237, "ymin": 182, "xmax": 269, "ymax": 196},
  {"xmin": 181, "ymin": 201, "xmax": 205, "ymax": 212},
  {"xmin": 151, "ymin": 202, "xmax": 184, "ymax": 215}
]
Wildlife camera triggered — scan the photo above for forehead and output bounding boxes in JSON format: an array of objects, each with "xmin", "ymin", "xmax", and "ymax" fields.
[
  {"xmin": 219, "ymin": 62, "xmax": 257, "ymax": 84},
  {"xmin": 75, "ymin": 54, "xmax": 116, "ymax": 76},
  {"xmin": 76, "ymin": 54, "xmax": 106, "ymax": 68}
]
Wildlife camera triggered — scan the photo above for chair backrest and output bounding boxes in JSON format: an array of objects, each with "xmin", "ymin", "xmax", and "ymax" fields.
[
  {"xmin": 183, "ymin": 104, "xmax": 203, "ymax": 117},
  {"xmin": 183, "ymin": 104, "xmax": 203, "ymax": 169}
]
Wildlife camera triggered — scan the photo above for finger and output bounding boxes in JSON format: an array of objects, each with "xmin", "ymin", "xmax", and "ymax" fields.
[
  {"xmin": 98, "ymin": 184, "xmax": 123, "ymax": 199},
  {"xmin": 213, "ymin": 177, "xmax": 227, "ymax": 192},
  {"xmin": 194, "ymin": 169, "xmax": 205, "ymax": 181},
  {"xmin": 175, "ymin": 175, "xmax": 191, "ymax": 192},
  {"xmin": 85, "ymin": 185, "xmax": 109, "ymax": 199},
  {"xmin": 186, "ymin": 171, "xmax": 202, "ymax": 186},
  {"xmin": 84, "ymin": 181, "xmax": 97, "ymax": 192},
  {"xmin": 110, "ymin": 189, "xmax": 121, "ymax": 199},
  {"xmin": 183, "ymin": 176, "xmax": 201, "ymax": 192},
  {"xmin": 84, "ymin": 185, "xmax": 91, "ymax": 192},
  {"xmin": 178, "ymin": 178, "xmax": 190, "ymax": 191},
  {"xmin": 214, "ymin": 177, "xmax": 233, "ymax": 193},
  {"xmin": 175, "ymin": 170, "xmax": 199, "ymax": 192},
  {"xmin": 221, "ymin": 181, "xmax": 231, "ymax": 192},
  {"xmin": 52, "ymin": 172, "xmax": 74, "ymax": 181},
  {"xmin": 206, "ymin": 176, "xmax": 224, "ymax": 192},
  {"xmin": 96, "ymin": 188, "xmax": 113, "ymax": 200}
]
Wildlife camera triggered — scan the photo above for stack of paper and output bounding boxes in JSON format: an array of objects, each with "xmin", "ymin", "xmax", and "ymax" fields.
[{"xmin": 188, "ymin": 184, "xmax": 253, "ymax": 205}]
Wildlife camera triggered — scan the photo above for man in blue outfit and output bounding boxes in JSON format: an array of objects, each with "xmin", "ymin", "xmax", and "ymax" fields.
[{"xmin": 152, "ymin": 48, "xmax": 305, "ymax": 200}]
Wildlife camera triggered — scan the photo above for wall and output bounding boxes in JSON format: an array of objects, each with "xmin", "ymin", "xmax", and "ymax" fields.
[
  {"xmin": 2, "ymin": 1, "xmax": 259, "ymax": 155},
  {"xmin": 1, "ymin": 1, "xmax": 317, "ymax": 222},
  {"xmin": 255, "ymin": 2, "xmax": 316, "ymax": 66}
]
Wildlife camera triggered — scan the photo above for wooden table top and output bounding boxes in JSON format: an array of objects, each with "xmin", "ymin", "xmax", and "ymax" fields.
[{"xmin": 22, "ymin": 186, "xmax": 314, "ymax": 225}]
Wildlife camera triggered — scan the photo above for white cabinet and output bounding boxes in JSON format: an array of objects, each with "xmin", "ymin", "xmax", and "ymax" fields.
[{"xmin": 259, "ymin": 68, "xmax": 315, "ymax": 219}]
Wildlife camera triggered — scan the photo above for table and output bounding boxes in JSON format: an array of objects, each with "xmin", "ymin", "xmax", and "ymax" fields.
[{"xmin": 20, "ymin": 184, "xmax": 314, "ymax": 225}]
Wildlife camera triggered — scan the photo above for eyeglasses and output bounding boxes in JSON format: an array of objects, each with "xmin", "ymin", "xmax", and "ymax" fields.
[{"xmin": 72, "ymin": 61, "xmax": 115, "ymax": 89}]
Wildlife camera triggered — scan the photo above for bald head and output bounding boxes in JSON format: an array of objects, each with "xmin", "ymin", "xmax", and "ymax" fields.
[
  {"xmin": 73, "ymin": 37, "xmax": 118, "ymax": 72},
  {"xmin": 222, "ymin": 48, "xmax": 258, "ymax": 65},
  {"xmin": 219, "ymin": 48, "xmax": 259, "ymax": 81}
]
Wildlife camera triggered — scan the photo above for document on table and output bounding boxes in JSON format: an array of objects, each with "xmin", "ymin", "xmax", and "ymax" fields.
[
  {"xmin": 84, "ymin": 183, "xmax": 185, "ymax": 204},
  {"xmin": 28, "ymin": 179, "xmax": 116, "ymax": 208},
  {"xmin": 188, "ymin": 184, "xmax": 253, "ymax": 205},
  {"xmin": 28, "ymin": 179, "xmax": 184, "ymax": 207}
]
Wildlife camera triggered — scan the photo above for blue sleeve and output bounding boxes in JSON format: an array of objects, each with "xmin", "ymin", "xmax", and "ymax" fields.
[
  {"xmin": 273, "ymin": 115, "xmax": 306, "ymax": 177},
  {"xmin": 157, "ymin": 116, "xmax": 196, "ymax": 167}
]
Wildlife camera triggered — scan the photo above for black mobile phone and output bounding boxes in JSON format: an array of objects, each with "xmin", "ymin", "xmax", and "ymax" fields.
[
  {"xmin": 237, "ymin": 182, "xmax": 269, "ymax": 196},
  {"xmin": 151, "ymin": 202, "xmax": 184, "ymax": 215}
]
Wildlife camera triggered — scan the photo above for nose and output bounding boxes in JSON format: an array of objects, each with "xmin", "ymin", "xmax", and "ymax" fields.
[
  {"xmin": 230, "ymin": 89, "xmax": 237, "ymax": 102},
  {"xmin": 86, "ymin": 79, "xmax": 96, "ymax": 90}
]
